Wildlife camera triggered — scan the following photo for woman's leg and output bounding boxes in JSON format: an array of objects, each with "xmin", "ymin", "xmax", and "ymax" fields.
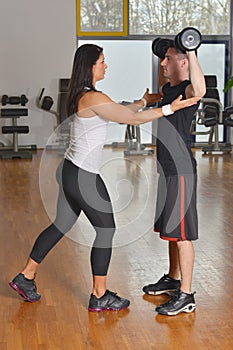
[
  {"xmin": 10, "ymin": 160, "xmax": 79, "ymax": 300},
  {"xmin": 62, "ymin": 161, "xmax": 130, "ymax": 311},
  {"xmin": 21, "ymin": 258, "xmax": 39, "ymax": 280},
  {"xmin": 29, "ymin": 189, "xmax": 79, "ymax": 265},
  {"xmin": 92, "ymin": 275, "xmax": 107, "ymax": 298},
  {"xmin": 28, "ymin": 159, "xmax": 79, "ymax": 265},
  {"xmin": 62, "ymin": 160, "xmax": 116, "ymax": 298}
]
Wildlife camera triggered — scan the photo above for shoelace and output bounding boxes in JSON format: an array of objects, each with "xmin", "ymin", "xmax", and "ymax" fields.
[
  {"xmin": 170, "ymin": 290, "xmax": 180, "ymax": 301},
  {"xmin": 169, "ymin": 290, "xmax": 196, "ymax": 302},
  {"xmin": 160, "ymin": 290, "xmax": 181, "ymax": 306},
  {"xmin": 106, "ymin": 290, "xmax": 121, "ymax": 300},
  {"xmin": 160, "ymin": 274, "xmax": 168, "ymax": 281}
]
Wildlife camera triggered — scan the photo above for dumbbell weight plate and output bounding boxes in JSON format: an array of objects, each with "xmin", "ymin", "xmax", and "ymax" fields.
[
  {"xmin": 179, "ymin": 27, "xmax": 202, "ymax": 51},
  {"xmin": 152, "ymin": 38, "xmax": 173, "ymax": 59},
  {"xmin": 20, "ymin": 94, "xmax": 28, "ymax": 106},
  {"xmin": 174, "ymin": 32, "xmax": 186, "ymax": 54},
  {"xmin": 152, "ymin": 38, "xmax": 161, "ymax": 56},
  {"xmin": 1, "ymin": 95, "xmax": 9, "ymax": 106}
]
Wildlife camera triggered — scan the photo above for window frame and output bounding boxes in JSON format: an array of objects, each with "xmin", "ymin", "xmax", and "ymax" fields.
[{"xmin": 76, "ymin": 0, "xmax": 128, "ymax": 37}]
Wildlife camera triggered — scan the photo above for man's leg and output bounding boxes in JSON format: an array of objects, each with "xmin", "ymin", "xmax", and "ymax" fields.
[
  {"xmin": 168, "ymin": 241, "xmax": 180, "ymax": 280},
  {"xmin": 155, "ymin": 240, "xmax": 196, "ymax": 315},
  {"xmin": 142, "ymin": 241, "xmax": 181, "ymax": 295},
  {"xmin": 177, "ymin": 240, "xmax": 194, "ymax": 294}
]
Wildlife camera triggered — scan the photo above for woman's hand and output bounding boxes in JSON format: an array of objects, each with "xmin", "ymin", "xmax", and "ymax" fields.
[
  {"xmin": 170, "ymin": 94, "xmax": 200, "ymax": 112},
  {"xmin": 143, "ymin": 88, "xmax": 162, "ymax": 106}
]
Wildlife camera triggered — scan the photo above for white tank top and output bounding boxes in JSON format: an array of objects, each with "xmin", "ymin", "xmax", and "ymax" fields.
[{"xmin": 65, "ymin": 114, "xmax": 109, "ymax": 174}]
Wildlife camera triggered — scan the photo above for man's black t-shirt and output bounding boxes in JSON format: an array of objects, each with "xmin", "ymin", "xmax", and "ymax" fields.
[{"xmin": 156, "ymin": 80, "xmax": 198, "ymax": 176}]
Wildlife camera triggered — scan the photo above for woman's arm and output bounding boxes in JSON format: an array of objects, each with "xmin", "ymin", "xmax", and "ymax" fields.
[
  {"xmin": 78, "ymin": 92, "xmax": 200, "ymax": 125},
  {"xmin": 78, "ymin": 89, "xmax": 162, "ymax": 114}
]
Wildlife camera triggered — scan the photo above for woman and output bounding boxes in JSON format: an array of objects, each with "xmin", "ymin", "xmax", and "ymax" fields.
[{"xmin": 9, "ymin": 44, "xmax": 199, "ymax": 312}]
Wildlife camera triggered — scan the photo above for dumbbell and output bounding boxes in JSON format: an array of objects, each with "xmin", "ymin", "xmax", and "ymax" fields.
[
  {"xmin": 152, "ymin": 27, "xmax": 202, "ymax": 58},
  {"xmin": 175, "ymin": 27, "xmax": 202, "ymax": 53},
  {"xmin": 151, "ymin": 38, "xmax": 173, "ymax": 59},
  {"xmin": 1, "ymin": 94, "xmax": 28, "ymax": 106}
]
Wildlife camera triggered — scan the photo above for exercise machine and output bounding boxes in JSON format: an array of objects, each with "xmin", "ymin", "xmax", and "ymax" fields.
[
  {"xmin": 190, "ymin": 75, "xmax": 233, "ymax": 154},
  {"xmin": 37, "ymin": 79, "xmax": 72, "ymax": 150},
  {"xmin": 112, "ymin": 101, "xmax": 155, "ymax": 156},
  {"xmin": 0, "ymin": 94, "xmax": 36, "ymax": 159}
]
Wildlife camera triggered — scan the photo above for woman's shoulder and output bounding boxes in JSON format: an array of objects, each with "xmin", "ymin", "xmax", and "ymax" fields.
[
  {"xmin": 78, "ymin": 90, "xmax": 114, "ymax": 114},
  {"xmin": 81, "ymin": 90, "xmax": 112, "ymax": 106}
]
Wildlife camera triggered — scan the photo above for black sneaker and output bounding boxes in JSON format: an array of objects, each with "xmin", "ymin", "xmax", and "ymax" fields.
[
  {"xmin": 142, "ymin": 274, "xmax": 181, "ymax": 295},
  {"xmin": 88, "ymin": 290, "xmax": 130, "ymax": 312},
  {"xmin": 156, "ymin": 289, "xmax": 196, "ymax": 316},
  {"xmin": 9, "ymin": 273, "xmax": 41, "ymax": 302}
]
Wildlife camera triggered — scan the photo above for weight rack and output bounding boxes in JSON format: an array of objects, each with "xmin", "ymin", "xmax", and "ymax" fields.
[{"xmin": 0, "ymin": 94, "xmax": 36, "ymax": 159}]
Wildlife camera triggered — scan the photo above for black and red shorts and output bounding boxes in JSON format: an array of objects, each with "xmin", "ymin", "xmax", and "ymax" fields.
[{"xmin": 154, "ymin": 174, "xmax": 198, "ymax": 241}]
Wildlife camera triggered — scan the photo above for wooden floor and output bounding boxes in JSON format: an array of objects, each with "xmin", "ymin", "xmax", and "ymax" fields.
[{"xmin": 0, "ymin": 147, "xmax": 233, "ymax": 350}]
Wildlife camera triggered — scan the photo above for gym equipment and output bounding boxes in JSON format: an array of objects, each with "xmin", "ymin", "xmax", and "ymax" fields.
[
  {"xmin": 190, "ymin": 75, "xmax": 233, "ymax": 154},
  {"xmin": 112, "ymin": 101, "xmax": 155, "ymax": 156},
  {"xmin": 37, "ymin": 79, "xmax": 72, "ymax": 151},
  {"xmin": 224, "ymin": 107, "xmax": 233, "ymax": 127},
  {"xmin": 112, "ymin": 123, "xmax": 154, "ymax": 157},
  {"xmin": 0, "ymin": 95, "xmax": 36, "ymax": 159},
  {"xmin": 152, "ymin": 38, "xmax": 173, "ymax": 59},
  {"xmin": 123, "ymin": 124, "xmax": 154, "ymax": 156},
  {"xmin": 202, "ymin": 106, "xmax": 219, "ymax": 127},
  {"xmin": 152, "ymin": 27, "xmax": 202, "ymax": 58},
  {"xmin": 175, "ymin": 27, "xmax": 202, "ymax": 53},
  {"xmin": 1, "ymin": 94, "xmax": 28, "ymax": 106},
  {"xmin": 38, "ymin": 89, "xmax": 54, "ymax": 111}
]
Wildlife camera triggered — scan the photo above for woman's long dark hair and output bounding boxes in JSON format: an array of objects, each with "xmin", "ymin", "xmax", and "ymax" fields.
[{"xmin": 66, "ymin": 44, "xmax": 103, "ymax": 116}]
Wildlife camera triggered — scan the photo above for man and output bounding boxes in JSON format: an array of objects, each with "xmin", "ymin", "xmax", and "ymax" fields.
[{"xmin": 143, "ymin": 43, "xmax": 206, "ymax": 316}]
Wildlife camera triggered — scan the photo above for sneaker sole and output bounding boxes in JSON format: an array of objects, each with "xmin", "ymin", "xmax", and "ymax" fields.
[
  {"xmin": 9, "ymin": 281, "xmax": 41, "ymax": 303},
  {"xmin": 144, "ymin": 289, "xmax": 177, "ymax": 296},
  {"xmin": 157, "ymin": 303, "xmax": 196, "ymax": 316},
  {"xmin": 88, "ymin": 304, "xmax": 129, "ymax": 312}
]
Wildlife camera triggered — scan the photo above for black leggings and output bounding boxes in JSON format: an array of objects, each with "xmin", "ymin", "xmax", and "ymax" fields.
[{"xmin": 30, "ymin": 159, "xmax": 115, "ymax": 276}]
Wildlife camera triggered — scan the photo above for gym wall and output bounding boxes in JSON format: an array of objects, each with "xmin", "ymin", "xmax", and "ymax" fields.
[
  {"xmin": 0, "ymin": 0, "xmax": 76, "ymax": 148},
  {"xmin": 0, "ymin": 1, "xmax": 232, "ymax": 147}
]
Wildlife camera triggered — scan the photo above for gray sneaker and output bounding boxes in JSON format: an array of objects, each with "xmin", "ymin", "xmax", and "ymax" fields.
[
  {"xmin": 88, "ymin": 290, "xmax": 130, "ymax": 312},
  {"xmin": 142, "ymin": 274, "xmax": 181, "ymax": 295},
  {"xmin": 9, "ymin": 273, "xmax": 41, "ymax": 302}
]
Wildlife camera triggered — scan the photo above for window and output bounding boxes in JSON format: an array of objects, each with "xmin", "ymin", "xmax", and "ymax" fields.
[
  {"xmin": 77, "ymin": 0, "xmax": 231, "ymax": 37},
  {"xmin": 77, "ymin": 0, "xmax": 128, "ymax": 36},
  {"xmin": 129, "ymin": 0, "xmax": 230, "ymax": 35}
]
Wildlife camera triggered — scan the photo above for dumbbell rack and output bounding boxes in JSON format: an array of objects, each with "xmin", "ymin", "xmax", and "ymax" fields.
[{"xmin": 0, "ymin": 95, "xmax": 36, "ymax": 159}]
